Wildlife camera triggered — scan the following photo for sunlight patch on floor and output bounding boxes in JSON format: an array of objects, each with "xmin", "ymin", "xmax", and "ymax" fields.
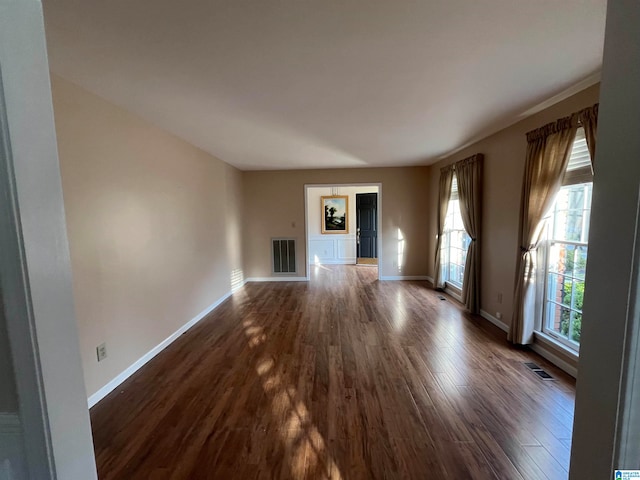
[
  {"xmin": 392, "ymin": 289, "xmax": 408, "ymax": 331},
  {"xmin": 242, "ymin": 320, "xmax": 343, "ymax": 479},
  {"xmin": 311, "ymin": 262, "xmax": 333, "ymax": 272}
]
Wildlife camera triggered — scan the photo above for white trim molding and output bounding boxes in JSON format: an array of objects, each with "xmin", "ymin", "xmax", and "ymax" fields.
[
  {"xmin": 380, "ymin": 275, "xmax": 431, "ymax": 281},
  {"xmin": 532, "ymin": 331, "xmax": 578, "ymax": 378},
  {"xmin": 1, "ymin": 6, "xmax": 97, "ymax": 475},
  {"xmin": 245, "ymin": 277, "xmax": 308, "ymax": 282},
  {"xmin": 308, "ymin": 234, "xmax": 357, "ymax": 265},
  {"xmin": 437, "ymin": 71, "xmax": 601, "ymax": 162},
  {"xmin": 310, "ymin": 259, "xmax": 357, "ymax": 265},
  {"xmin": 87, "ymin": 288, "xmax": 238, "ymax": 408},
  {"xmin": 444, "ymin": 285, "xmax": 463, "ymax": 303},
  {"xmin": 478, "ymin": 310, "xmax": 578, "ymax": 378},
  {"xmin": 530, "ymin": 343, "xmax": 578, "ymax": 379},
  {"xmin": 480, "ymin": 310, "xmax": 509, "ymax": 333},
  {"xmin": 517, "ymin": 71, "xmax": 601, "ymax": 120}
]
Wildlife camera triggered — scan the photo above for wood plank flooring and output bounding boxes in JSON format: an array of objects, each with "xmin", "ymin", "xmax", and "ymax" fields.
[
  {"xmin": 90, "ymin": 265, "xmax": 576, "ymax": 479},
  {"xmin": 356, "ymin": 258, "xmax": 378, "ymax": 265}
]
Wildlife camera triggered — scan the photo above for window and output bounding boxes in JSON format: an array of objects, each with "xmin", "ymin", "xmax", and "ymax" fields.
[
  {"xmin": 441, "ymin": 174, "xmax": 471, "ymax": 289},
  {"xmin": 541, "ymin": 127, "xmax": 592, "ymax": 350}
]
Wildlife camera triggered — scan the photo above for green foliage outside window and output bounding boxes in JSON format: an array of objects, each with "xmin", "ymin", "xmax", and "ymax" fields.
[
  {"xmin": 558, "ymin": 247, "xmax": 587, "ymax": 343},
  {"xmin": 560, "ymin": 282, "xmax": 584, "ymax": 342}
]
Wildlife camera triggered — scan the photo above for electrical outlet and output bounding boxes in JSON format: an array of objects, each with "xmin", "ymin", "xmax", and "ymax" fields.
[
  {"xmin": 496, "ymin": 312, "xmax": 502, "ymax": 320},
  {"xmin": 497, "ymin": 292, "xmax": 503, "ymax": 304},
  {"xmin": 96, "ymin": 343, "xmax": 107, "ymax": 362}
]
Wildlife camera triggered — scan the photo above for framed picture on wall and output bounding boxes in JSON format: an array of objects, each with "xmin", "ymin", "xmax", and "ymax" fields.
[{"xmin": 321, "ymin": 195, "xmax": 349, "ymax": 234}]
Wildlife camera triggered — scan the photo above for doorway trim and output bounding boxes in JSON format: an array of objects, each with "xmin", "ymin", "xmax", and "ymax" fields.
[
  {"xmin": 304, "ymin": 183, "xmax": 383, "ymax": 281},
  {"xmin": 0, "ymin": 61, "xmax": 55, "ymax": 480},
  {"xmin": 0, "ymin": 2, "xmax": 98, "ymax": 476}
]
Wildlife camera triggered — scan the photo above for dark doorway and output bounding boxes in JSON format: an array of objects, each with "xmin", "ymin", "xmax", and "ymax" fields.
[{"xmin": 356, "ymin": 193, "xmax": 377, "ymax": 265}]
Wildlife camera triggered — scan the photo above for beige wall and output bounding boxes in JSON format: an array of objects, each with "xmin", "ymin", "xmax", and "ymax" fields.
[
  {"xmin": 51, "ymin": 75, "xmax": 243, "ymax": 398},
  {"xmin": 243, "ymin": 168, "xmax": 430, "ymax": 279},
  {"xmin": 427, "ymin": 84, "xmax": 600, "ymax": 330}
]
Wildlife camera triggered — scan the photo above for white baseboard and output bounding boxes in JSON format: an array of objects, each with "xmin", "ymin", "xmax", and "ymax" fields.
[
  {"xmin": 444, "ymin": 286, "xmax": 463, "ymax": 303},
  {"xmin": 480, "ymin": 310, "xmax": 509, "ymax": 332},
  {"xmin": 477, "ymin": 310, "xmax": 578, "ymax": 378},
  {"xmin": 87, "ymin": 288, "xmax": 237, "ymax": 408},
  {"xmin": 245, "ymin": 277, "xmax": 308, "ymax": 282},
  {"xmin": 530, "ymin": 342, "xmax": 578, "ymax": 378},
  {"xmin": 531, "ymin": 333, "xmax": 579, "ymax": 378},
  {"xmin": 380, "ymin": 275, "xmax": 431, "ymax": 281},
  {"xmin": 309, "ymin": 259, "xmax": 357, "ymax": 265}
]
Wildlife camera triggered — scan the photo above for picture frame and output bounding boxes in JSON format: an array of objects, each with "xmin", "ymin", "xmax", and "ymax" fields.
[{"xmin": 321, "ymin": 195, "xmax": 349, "ymax": 234}]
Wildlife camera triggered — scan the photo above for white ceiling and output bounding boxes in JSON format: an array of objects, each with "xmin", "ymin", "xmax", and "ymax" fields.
[{"xmin": 43, "ymin": 0, "xmax": 606, "ymax": 170}]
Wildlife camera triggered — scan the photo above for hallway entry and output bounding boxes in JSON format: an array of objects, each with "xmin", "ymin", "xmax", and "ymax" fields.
[{"xmin": 305, "ymin": 184, "xmax": 380, "ymax": 277}]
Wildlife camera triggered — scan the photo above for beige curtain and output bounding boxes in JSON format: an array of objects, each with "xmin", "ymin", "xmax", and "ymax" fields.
[
  {"xmin": 433, "ymin": 165, "xmax": 454, "ymax": 289},
  {"xmin": 509, "ymin": 115, "xmax": 578, "ymax": 344},
  {"xmin": 578, "ymin": 104, "xmax": 599, "ymax": 168},
  {"xmin": 456, "ymin": 154, "xmax": 483, "ymax": 314}
]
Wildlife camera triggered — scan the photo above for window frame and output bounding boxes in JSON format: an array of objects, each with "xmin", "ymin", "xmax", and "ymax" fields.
[
  {"xmin": 539, "ymin": 127, "xmax": 593, "ymax": 352},
  {"xmin": 442, "ymin": 173, "xmax": 470, "ymax": 291},
  {"xmin": 540, "ymin": 235, "xmax": 588, "ymax": 352}
]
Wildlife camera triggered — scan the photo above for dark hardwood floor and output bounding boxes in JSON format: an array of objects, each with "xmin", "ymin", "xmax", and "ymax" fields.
[{"xmin": 90, "ymin": 265, "xmax": 576, "ymax": 479}]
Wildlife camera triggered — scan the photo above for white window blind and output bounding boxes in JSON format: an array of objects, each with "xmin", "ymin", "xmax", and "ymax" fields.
[
  {"xmin": 567, "ymin": 127, "xmax": 591, "ymax": 171},
  {"xmin": 450, "ymin": 175, "xmax": 459, "ymax": 201},
  {"xmin": 563, "ymin": 127, "xmax": 593, "ymax": 186}
]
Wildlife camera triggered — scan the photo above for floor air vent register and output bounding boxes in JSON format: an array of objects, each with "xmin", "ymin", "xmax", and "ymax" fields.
[{"xmin": 524, "ymin": 362, "xmax": 555, "ymax": 381}]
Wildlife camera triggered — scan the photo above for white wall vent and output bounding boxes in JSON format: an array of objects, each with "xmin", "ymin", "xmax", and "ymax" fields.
[{"xmin": 272, "ymin": 238, "xmax": 297, "ymax": 274}]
